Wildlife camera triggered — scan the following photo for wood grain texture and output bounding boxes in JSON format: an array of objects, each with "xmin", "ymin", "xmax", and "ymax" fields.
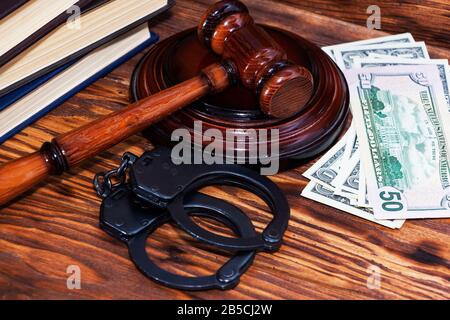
[
  {"xmin": 200, "ymin": 2, "xmax": 315, "ymax": 119},
  {"xmin": 132, "ymin": 25, "xmax": 349, "ymax": 160},
  {"xmin": 0, "ymin": 152, "xmax": 49, "ymax": 206},
  {"xmin": 0, "ymin": 0, "xmax": 449, "ymax": 300},
  {"xmin": 55, "ymin": 70, "xmax": 215, "ymax": 167},
  {"xmin": 279, "ymin": 0, "xmax": 450, "ymax": 51},
  {"xmin": 259, "ymin": 65, "xmax": 314, "ymax": 118}
]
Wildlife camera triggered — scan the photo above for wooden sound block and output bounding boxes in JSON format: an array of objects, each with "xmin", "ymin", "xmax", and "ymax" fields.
[{"xmin": 130, "ymin": 25, "xmax": 349, "ymax": 161}]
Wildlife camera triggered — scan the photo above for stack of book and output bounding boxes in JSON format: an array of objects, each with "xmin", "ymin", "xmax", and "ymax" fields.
[{"xmin": 0, "ymin": 0, "xmax": 174, "ymax": 143}]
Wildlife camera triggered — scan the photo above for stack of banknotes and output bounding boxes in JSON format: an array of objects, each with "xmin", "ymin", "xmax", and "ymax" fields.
[{"xmin": 301, "ymin": 33, "xmax": 450, "ymax": 229}]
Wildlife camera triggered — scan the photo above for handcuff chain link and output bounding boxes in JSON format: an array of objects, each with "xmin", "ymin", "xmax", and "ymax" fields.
[{"xmin": 93, "ymin": 152, "xmax": 138, "ymax": 198}]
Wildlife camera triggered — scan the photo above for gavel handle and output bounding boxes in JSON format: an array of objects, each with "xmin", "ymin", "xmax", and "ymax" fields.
[{"xmin": 0, "ymin": 63, "xmax": 231, "ymax": 206}]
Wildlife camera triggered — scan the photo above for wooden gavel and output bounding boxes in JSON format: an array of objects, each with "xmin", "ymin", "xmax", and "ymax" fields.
[{"xmin": 0, "ymin": 0, "xmax": 314, "ymax": 206}]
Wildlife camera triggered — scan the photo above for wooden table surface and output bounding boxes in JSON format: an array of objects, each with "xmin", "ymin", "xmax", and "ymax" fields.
[{"xmin": 0, "ymin": 0, "xmax": 449, "ymax": 300}]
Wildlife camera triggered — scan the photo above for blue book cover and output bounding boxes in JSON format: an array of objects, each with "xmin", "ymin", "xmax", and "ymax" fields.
[
  {"xmin": 0, "ymin": 30, "xmax": 159, "ymax": 144},
  {"xmin": 0, "ymin": 64, "xmax": 72, "ymax": 112}
]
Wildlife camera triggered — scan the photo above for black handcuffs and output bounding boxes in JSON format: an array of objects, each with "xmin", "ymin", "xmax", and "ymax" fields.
[
  {"xmin": 128, "ymin": 148, "xmax": 290, "ymax": 252},
  {"xmin": 100, "ymin": 186, "xmax": 256, "ymax": 290},
  {"xmin": 94, "ymin": 147, "xmax": 290, "ymax": 291}
]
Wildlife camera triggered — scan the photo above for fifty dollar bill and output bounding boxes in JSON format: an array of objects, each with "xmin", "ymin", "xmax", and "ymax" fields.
[
  {"xmin": 345, "ymin": 65, "xmax": 450, "ymax": 219},
  {"xmin": 301, "ymin": 181, "xmax": 404, "ymax": 229}
]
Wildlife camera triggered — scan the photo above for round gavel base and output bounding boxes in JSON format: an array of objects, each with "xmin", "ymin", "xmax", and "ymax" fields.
[{"xmin": 130, "ymin": 26, "xmax": 349, "ymax": 162}]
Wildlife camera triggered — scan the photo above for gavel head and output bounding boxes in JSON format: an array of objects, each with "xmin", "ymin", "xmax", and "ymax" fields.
[{"xmin": 198, "ymin": 0, "xmax": 314, "ymax": 119}]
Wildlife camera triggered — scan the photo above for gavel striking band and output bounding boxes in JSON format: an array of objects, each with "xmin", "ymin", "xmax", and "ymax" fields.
[{"xmin": 0, "ymin": 0, "xmax": 314, "ymax": 206}]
